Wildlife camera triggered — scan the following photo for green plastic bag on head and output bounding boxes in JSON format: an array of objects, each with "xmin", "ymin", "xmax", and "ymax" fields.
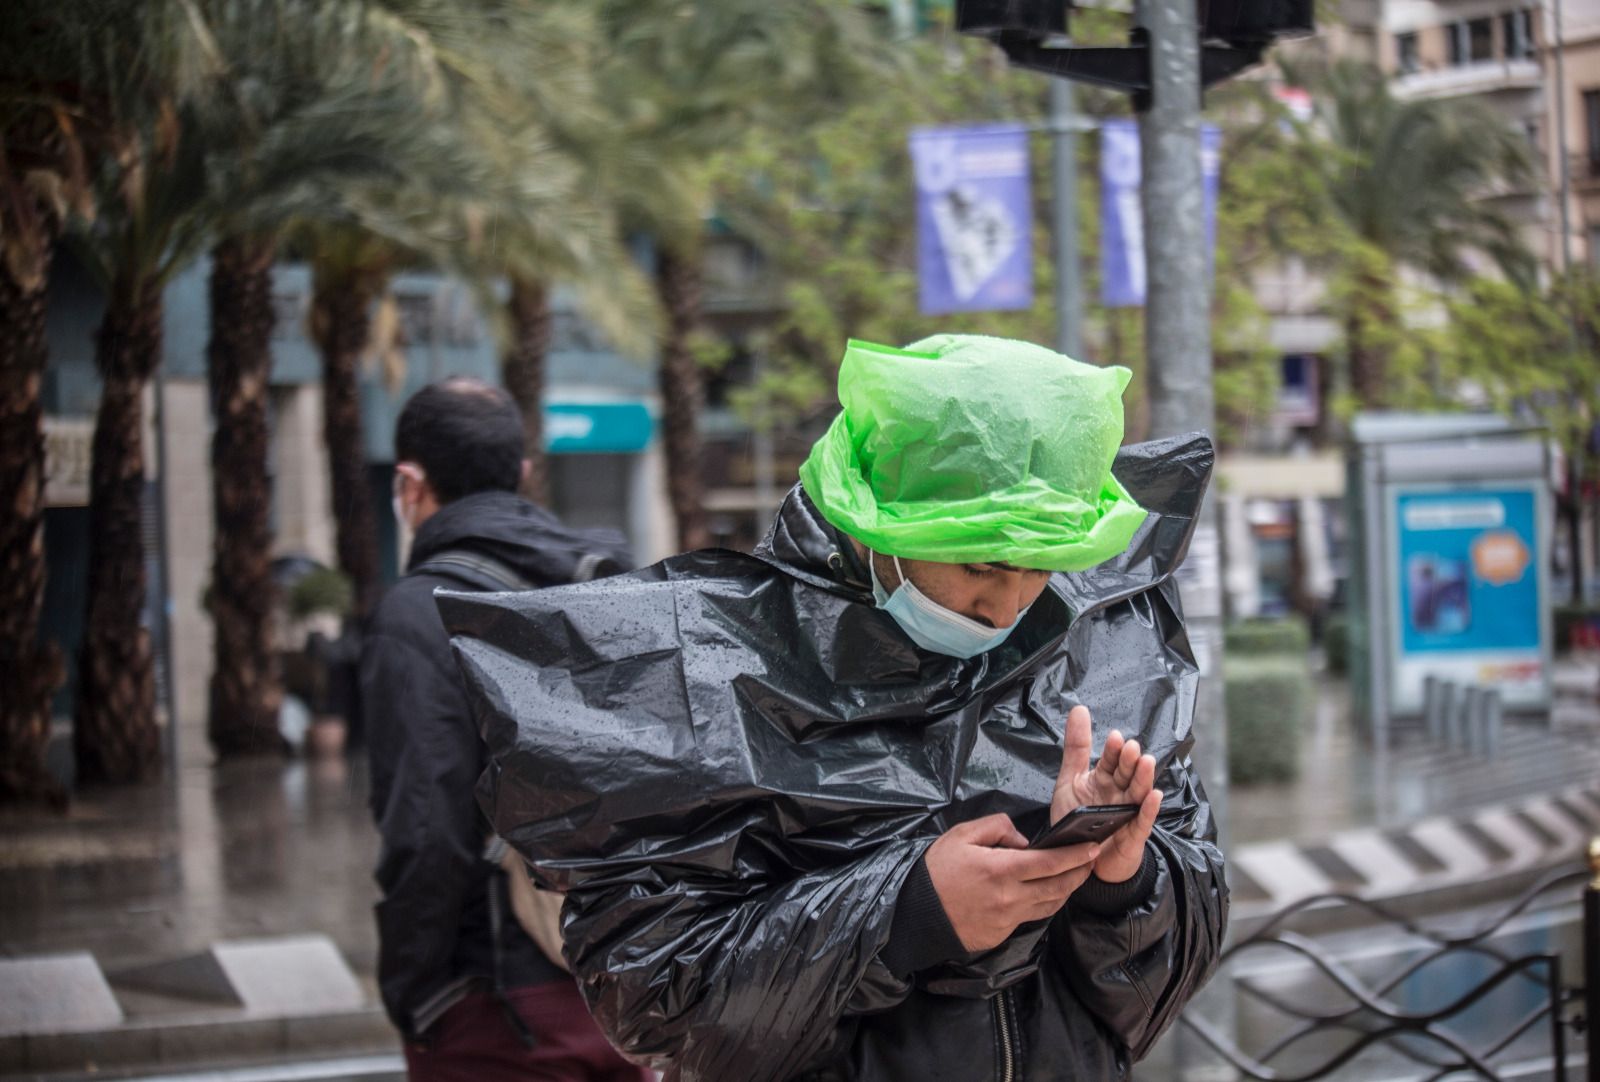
[{"xmin": 798, "ymin": 334, "xmax": 1147, "ymax": 571}]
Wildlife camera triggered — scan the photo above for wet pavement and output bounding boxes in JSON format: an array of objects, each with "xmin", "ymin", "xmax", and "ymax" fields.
[{"xmin": 1, "ymin": 756, "xmax": 380, "ymax": 984}]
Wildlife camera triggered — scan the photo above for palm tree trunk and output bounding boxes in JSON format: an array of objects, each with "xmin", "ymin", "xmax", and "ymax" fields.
[
  {"xmin": 503, "ymin": 275, "xmax": 551, "ymax": 505},
  {"xmin": 75, "ymin": 282, "xmax": 163, "ymax": 785},
  {"xmin": 0, "ymin": 244, "xmax": 65, "ymax": 805},
  {"xmin": 311, "ymin": 273, "xmax": 382, "ymax": 620},
  {"xmin": 207, "ymin": 236, "xmax": 286, "ymax": 757},
  {"xmin": 654, "ymin": 244, "xmax": 710, "ymax": 553},
  {"xmin": 1346, "ymin": 273, "xmax": 1394, "ymax": 412}
]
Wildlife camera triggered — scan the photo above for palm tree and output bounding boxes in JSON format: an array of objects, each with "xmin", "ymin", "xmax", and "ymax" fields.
[
  {"xmin": 58, "ymin": 1, "xmax": 224, "ymax": 784},
  {"xmin": 201, "ymin": 0, "xmax": 504, "ymax": 744},
  {"xmin": 592, "ymin": 0, "xmax": 894, "ymax": 552},
  {"xmin": 1284, "ymin": 60, "xmax": 1536, "ymax": 409},
  {"xmin": 0, "ymin": 43, "xmax": 91, "ymax": 800}
]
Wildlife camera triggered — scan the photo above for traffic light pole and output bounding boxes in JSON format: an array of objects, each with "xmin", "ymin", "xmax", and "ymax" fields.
[{"xmin": 1137, "ymin": 1, "xmax": 1233, "ymax": 1074}]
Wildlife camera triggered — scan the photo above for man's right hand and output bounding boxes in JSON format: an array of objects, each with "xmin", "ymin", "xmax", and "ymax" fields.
[{"xmin": 923, "ymin": 814, "xmax": 1101, "ymax": 952}]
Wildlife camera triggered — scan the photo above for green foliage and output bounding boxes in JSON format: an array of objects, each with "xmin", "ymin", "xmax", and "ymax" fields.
[
  {"xmin": 1243, "ymin": 58, "xmax": 1538, "ymax": 411},
  {"xmin": 1224, "ymin": 654, "xmax": 1311, "ymax": 785},
  {"xmin": 1224, "ymin": 616, "xmax": 1311, "ymax": 657},
  {"xmin": 1431, "ymin": 272, "xmax": 1600, "ymax": 485},
  {"xmin": 286, "ymin": 567, "xmax": 353, "ymax": 621}
]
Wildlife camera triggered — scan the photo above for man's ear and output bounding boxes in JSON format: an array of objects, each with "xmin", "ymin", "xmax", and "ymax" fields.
[{"xmin": 520, "ymin": 459, "xmax": 532, "ymax": 485}]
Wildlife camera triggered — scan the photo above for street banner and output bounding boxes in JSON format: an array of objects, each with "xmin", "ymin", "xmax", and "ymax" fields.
[
  {"xmin": 910, "ymin": 124, "xmax": 1032, "ymax": 314},
  {"xmin": 1100, "ymin": 120, "xmax": 1222, "ymax": 307},
  {"xmin": 1389, "ymin": 485, "xmax": 1548, "ymax": 709}
]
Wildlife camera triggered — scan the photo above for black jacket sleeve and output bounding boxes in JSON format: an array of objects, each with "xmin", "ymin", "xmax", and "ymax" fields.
[
  {"xmin": 363, "ymin": 613, "xmax": 485, "ymax": 1039},
  {"xmin": 1049, "ymin": 765, "xmax": 1228, "ymax": 1059}
]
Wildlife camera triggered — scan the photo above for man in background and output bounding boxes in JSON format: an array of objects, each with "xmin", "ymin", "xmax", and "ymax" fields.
[{"xmin": 362, "ymin": 377, "xmax": 644, "ymax": 1082}]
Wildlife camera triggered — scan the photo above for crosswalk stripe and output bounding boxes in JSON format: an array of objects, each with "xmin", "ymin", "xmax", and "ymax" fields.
[
  {"xmin": 1472, "ymin": 809, "xmax": 1552, "ymax": 870},
  {"xmin": 1408, "ymin": 820, "xmax": 1491, "ymax": 879},
  {"xmin": 1327, "ymin": 830, "xmax": 1419, "ymax": 894},
  {"xmin": 1518, "ymin": 800, "xmax": 1588, "ymax": 851},
  {"xmin": 1231, "ymin": 841, "xmax": 1334, "ymax": 905}
]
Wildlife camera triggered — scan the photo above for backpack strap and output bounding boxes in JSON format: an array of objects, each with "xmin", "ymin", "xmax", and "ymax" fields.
[{"xmin": 410, "ymin": 549, "xmax": 536, "ymax": 592}]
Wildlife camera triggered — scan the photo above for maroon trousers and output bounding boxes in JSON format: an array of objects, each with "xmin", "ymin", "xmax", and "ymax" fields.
[{"xmin": 403, "ymin": 983, "xmax": 652, "ymax": 1082}]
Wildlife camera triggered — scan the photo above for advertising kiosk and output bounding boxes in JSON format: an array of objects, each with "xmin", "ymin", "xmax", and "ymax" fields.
[{"xmin": 1347, "ymin": 414, "xmax": 1553, "ymax": 747}]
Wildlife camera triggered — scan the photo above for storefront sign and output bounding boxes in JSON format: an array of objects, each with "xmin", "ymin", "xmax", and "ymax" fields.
[{"xmin": 545, "ymin": 401, "xmax": 653, "ymax": 454}]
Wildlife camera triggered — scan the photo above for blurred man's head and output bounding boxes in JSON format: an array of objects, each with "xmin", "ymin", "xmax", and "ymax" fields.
[{"xmin": 393, "ymin": 377, "xmax": 526, "ymax": 529}]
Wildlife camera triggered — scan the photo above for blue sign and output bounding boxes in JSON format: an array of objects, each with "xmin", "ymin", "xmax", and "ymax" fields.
[
  {"xmin": 910, "ymin": 124, "xmax": 1033, "ymax": 315},
  {"xmin": 1100, "ymin": 120, "xmax": 1222, "ymax": 308},
  {"xmin": 545, "ymin": 401, "xmax": 653, "ymax": 454},
  {"xmin": 1390, "ymin": 486, "xmax": 1546, "ymax": 707}
]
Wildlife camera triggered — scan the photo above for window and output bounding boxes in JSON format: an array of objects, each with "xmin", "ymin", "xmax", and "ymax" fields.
[
  {"xmin": 1396, "ymin": 31, "xmax": 1420, "ymax": 74},
  {"xmin": 1470, "ymin": 17, "xmax": 1494, "ymax": 61},
  {"xmin": 1586, "ymin": 90, "xmax": 1600, "ymax": 173},
  {"xmin": 1501, "ymin": 9, "xmax": 1534, "ymax": 59},
  {"xmin": 1449, "ymin": 18, "xmax": 1494, "ymax": 64}
]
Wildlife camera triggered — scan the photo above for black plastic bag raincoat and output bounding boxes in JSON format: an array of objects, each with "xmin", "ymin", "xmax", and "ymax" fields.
[{"xmin": 441, "ymin": 434, "xmax": 1228, "ymax": 1081}]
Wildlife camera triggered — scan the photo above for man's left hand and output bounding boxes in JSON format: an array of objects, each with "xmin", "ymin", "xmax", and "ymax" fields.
[{"xmin": 1050, "ymin": 705, "xmax": 1162, "ymax": 885}]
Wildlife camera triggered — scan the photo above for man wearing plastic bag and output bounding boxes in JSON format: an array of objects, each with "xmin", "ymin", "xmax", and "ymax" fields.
[{"xmin": 442, "ymin": 334, "xmax": 1228, "ymax": 1081}]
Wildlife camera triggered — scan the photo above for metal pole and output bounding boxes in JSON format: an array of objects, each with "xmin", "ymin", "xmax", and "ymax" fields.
[
  {"xmin": 1050, "ymin": 77, "xmax": 1083, "ymax": 359},
  {"xmin": 1137, "ymin": 0, "xmax": 1226, "ymax": 841},
  {"xmin": 1549, "ymin": 0, "xmax": 1590, "ymax": 604},
  {"xmin": 1550, "ymin": 0, "xmax": 1574, "ymax": 275},
  {"xmin": 752, "ymin": 349, "xmax": 776, "ymax": 529},
  {"xmin": 1138, "ymin": 3, "xmax": 1233, "ymax": 1076}
]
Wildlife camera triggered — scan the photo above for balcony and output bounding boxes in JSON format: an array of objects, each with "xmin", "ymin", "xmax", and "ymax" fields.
[{"xmin": 1392, "ymin": 58, "xmax": 1541, "ymax": 100}]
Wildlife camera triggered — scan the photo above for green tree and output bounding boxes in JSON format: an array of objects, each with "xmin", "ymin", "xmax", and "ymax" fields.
[
  {"xmin": 1434, "ymin": 274, "xmax": 1600, "ymax": 600},
  {"xmin": 0, "ymin": 7, "xmax": 95, "ymax": 801},
  {"xmin": 1276, "ymin": 59, "xmax": 1536, "ymax": 410},
  {"xmin": 56, "ymin": 0, "xmax": 223, "ymax": 784},
  {"xmin": 199, "ymin": 0, "xmax": 487, "ymax": 754},
  {"xmin": 702, "ymin": 17, "xmax": 1281, "ymax": 452},
  {"xmin": 593, "ymin": 0, "xmax": 894, "ymax": 552}
]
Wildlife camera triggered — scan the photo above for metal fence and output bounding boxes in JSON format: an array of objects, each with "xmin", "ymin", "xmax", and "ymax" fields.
[{"xmin": 1177, "ymin": 845, "xmax": 1597, "ymax": 1081}]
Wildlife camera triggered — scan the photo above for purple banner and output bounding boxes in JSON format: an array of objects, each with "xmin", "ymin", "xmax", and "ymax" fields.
[
  {"xmin": 1100, "ymin": 120, "xmax": 1222, "ymax": 308},
  {"xmin": 910, "ymin": 124, "xmax": 1033, "ymax": 315}
]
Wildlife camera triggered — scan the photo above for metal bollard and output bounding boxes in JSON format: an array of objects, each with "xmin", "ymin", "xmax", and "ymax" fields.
[
  {"xmin": 1481, "ymin": 689, "xmax": 1502, "ymax": 759},
  {"xmin": 1464, "ymin": 686, "xmax": 1487, "ymax": 757},
  {"xmin": 1423, "ymin": 675, "xmax": 1442, "ymax": 742},
  {"xmin": 1455, "ymin": 685, "xmax": 1480, "ymax": 752},
  {"xmin": 1439, "ymin": 680, "xmax": 1458, "ymax": 748}
]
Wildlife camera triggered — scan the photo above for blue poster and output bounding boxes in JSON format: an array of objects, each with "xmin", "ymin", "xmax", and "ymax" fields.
[
  {"xmin": 1389, "ymin": 485, "xmax": 1547, "ymax": 710},
  {"xmin": 910, "ymin": 125, "xmax": 1033, "ymax": 315},
  {"xmin": 1396, "ymin": 489, "xmax": 1539, "ymax": 654},
  {"xmin": 1100, "ymin": 120, "xmax": 1222, "ymax": 308}
]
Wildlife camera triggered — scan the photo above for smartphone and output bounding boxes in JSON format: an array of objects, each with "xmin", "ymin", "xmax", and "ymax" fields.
[{"xmin": 1028, "ymin": 803, "xmax": 1139, "ymax": 850}]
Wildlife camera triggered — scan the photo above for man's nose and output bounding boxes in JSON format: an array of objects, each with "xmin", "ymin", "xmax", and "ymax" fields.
[{"xmin": 974, "ymin": 579, "xmax": 1027, "ymax": 629}]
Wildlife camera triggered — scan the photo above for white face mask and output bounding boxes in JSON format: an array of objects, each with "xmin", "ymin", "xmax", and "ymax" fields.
[{"xmin": 868, "ymin": 552, "xmax": 1029, "ymax": 659}]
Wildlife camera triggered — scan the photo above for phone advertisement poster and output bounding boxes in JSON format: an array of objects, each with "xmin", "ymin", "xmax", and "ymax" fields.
[{"xmin": 1388, "ymin": 486, "xmax": 1548, "ymax": 711}]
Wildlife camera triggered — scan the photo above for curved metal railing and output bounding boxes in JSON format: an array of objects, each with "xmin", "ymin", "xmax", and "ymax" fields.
[{"xmin": 1176, "ymin": 863, "xmax": 1592, "ymax": 1081}]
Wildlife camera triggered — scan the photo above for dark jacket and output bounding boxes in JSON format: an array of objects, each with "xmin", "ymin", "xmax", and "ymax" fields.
[
  {"xmin": 442, "ymin": 435, "xmax": 1228, "ymax": 1081},
  {"xmin": 362, "ymin": 489, "xmax": 629, "ymax": 1039}
]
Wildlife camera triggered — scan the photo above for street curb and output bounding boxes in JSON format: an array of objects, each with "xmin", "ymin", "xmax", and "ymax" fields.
[
  {"xmin": 0, "ymin": 1006, "xmax": 396, "ymax": 1080},
  {"xmin": 1227, "ymin": 782, "xmax": 1600, "ymax": 934}
]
